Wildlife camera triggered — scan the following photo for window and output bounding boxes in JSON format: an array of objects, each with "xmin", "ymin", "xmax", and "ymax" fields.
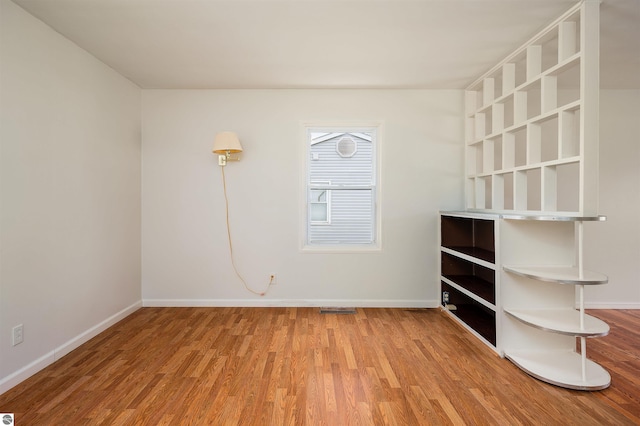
[
  {"xmin": 303, "ymin": 125, "xmax": 380, "ymax": 250},
  {"xmin": 336, "ymin": 136, "xmax": 357, "ymax": 157},
  {"xmin": 310, "ymin": 181, "xmax": 331, "ymax": 224}
]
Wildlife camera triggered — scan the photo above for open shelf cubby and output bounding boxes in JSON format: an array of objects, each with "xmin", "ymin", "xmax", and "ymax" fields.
[
  {"xmin": 440, "ymin": 215, "xmax": 495, "ymax": 263},
  {"xmin": 441, "ymin": 252, "xmax": 495, "ymax": 305},
  {"xmin": 441, "ymin": 282, "xmax": 497, "ymax": 347}
]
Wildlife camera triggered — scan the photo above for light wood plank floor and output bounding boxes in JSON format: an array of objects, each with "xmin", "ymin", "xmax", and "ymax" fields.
[{"xmin": 1, "ymin": 308, "xmax": 638, "ymax": 425}]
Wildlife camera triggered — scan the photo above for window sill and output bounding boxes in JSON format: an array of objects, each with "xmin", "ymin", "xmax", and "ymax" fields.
[{"xmin": 301, "ymin": 244, "xmax": 382, "ymax": 254}]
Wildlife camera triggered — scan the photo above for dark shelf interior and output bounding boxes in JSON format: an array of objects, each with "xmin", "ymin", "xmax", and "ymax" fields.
[
  {"xmin": 442, "ymin": 282, "xmax": 496, "ymax": 346},
  {"xmin": 441, "ymin": 216, "xmax": 495, "ymax": 263},
  {"xmin": 441, "ymin": 252, "xmax": 495, "ymax": 304}
]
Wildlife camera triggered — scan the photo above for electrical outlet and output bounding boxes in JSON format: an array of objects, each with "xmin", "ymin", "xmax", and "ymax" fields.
[
  {"xmin": 442, "ymin": 291, "xmax": 450, "ymax": 305},
  {"xmin": 269, "ymin": 274, "xmax": 277, "ymax": 285},
  {"xmin": 12, "ymin": 324, "xmax": 24, "ymax": 346}
]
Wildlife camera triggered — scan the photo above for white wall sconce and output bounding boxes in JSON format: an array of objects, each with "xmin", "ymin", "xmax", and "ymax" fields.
[{"xmin": 212, "ymin": 131, "xmax": 243, "ymax": 166}]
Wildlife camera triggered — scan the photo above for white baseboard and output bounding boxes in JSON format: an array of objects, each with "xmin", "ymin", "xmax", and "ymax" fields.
[
  {"xmin": 585, "ymin": 302, "xmax": 640, "ymax": 309},
  {"xmin": 0, "ymin": 300, "xmax": 142, "ymax": 395},
  {"xmin": 143, "ymin": 298, "xmax": 440, "ymax": 308}
]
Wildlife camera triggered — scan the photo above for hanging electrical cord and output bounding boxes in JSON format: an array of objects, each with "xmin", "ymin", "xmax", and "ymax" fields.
[{"xmin": 220, "ymin": 166, "xmax": 272, "ymax": 296}]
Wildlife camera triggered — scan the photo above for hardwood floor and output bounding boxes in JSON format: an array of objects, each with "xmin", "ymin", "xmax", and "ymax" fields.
[{"xmin": 1, "ymin": 307, "xmax": 638, "ymax": 425}]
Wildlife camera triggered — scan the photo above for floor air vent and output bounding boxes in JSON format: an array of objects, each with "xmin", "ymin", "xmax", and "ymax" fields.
[{"xmin": 319, "ymin": 307, "xmax": 356, "ymax": 314}]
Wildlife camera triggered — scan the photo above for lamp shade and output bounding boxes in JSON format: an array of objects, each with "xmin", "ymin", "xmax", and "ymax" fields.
[{"xmin": 213, "ymin": 131, "xmax": 243, "ymax": 154}]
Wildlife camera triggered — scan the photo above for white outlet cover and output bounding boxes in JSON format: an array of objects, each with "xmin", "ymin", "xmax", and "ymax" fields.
[{"xmin": 12, "ymin": 324, "xmax": 24, "ymax": 346}]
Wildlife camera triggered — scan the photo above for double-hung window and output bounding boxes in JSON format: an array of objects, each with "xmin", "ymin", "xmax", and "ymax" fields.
[{"xmin": 304, "ymin": 125, "xmax": 380, "ymax": 250}]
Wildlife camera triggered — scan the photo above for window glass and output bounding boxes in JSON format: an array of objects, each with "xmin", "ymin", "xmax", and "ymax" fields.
[
  {"xmin": 305, "ymin": 127, "xmax": 379, "ymax": 248},
  {"xmin": 310, "ymin": 187, "xmax": 330, "ymax": 224}
]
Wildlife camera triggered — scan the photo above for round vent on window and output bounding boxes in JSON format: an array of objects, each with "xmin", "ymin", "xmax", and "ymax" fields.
[{"xmin": 336, "ymin": 137, "xmax": 357, "ymax": 158}]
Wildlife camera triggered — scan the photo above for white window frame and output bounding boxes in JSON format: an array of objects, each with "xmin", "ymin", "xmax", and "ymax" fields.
[{"xmin": 300, "ymin": 122, "xmax": 382, "ymax": 253}]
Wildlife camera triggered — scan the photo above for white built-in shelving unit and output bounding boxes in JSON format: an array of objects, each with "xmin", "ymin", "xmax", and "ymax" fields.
[
  {"xmin": 440, "ymin": 0, "xmax": 610, "ymax": 391},
  {"xmin": 440, "ymin": 212, "xmax": 610, "ymax": 390},
  {"xmin": 464, "ymin": 1, "xmax": 599, "ymax": 216}
]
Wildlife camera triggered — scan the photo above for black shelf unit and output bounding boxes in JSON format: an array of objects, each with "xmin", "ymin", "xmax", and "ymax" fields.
[{"xmin": 440, "ymin": 213, "xmax": 498, "ymax": 351}]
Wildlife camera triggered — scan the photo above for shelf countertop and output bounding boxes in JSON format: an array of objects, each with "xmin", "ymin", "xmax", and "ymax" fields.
[{"xmin": 442, "ymin": 211, "xmax": 606, "ymax": 222}]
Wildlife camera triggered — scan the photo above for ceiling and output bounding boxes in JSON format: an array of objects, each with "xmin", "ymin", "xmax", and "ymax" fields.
[{"xmin": 10, "ymin": 0, "xmax": 640, "ymax": 90}]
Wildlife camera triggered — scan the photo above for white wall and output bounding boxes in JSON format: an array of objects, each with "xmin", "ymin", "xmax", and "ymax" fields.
[
  {"xmin": 142, "ymin": 90, "xmax": 464, "ymax": 306},
  {"xmin": 585, "ymin": 89, "xmax": 640, "ymax": 308},
  {"xmin": 0, "ymin": 0, "xmax": 142, "ymax": 391},
  {"xmin": 141, "ymin": 88, "xmax": 640, "ymax": 309}
]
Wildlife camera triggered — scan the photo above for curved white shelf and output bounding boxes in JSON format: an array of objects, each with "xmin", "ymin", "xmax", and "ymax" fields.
[
  {"xmin": 504, "ymin": 308, "xmax": 609, "ymax": 337},
  {"xmin": 503, "ymin": 265, "xmax": 608, "ymax": 285},
  {"xmin": 505, "ymin": 350, "xmax": 610, "ymax": 391}
]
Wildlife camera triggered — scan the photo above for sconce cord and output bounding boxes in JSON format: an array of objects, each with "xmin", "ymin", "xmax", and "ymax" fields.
[{"xmin": 220, "ymin": 166, "xmax": 269, "ymax": 296}]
